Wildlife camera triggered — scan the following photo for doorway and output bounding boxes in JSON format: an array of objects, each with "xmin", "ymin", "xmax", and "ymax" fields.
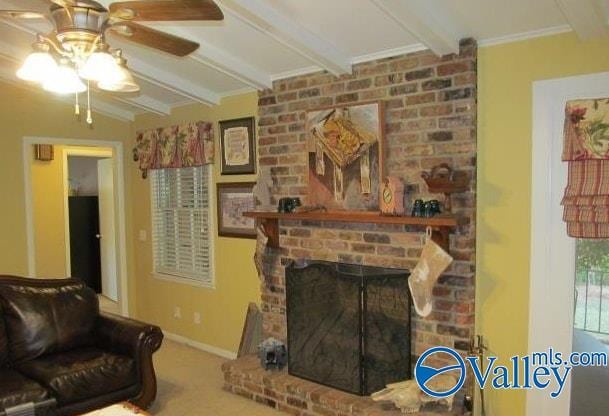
[
  {"xmin": 63, "ymin": 148, "xmax": 119, "ymax": 313},
  {"xmin": 529, "ymin": 72, "xmax": 609, "ymax": 415},
  {"xmin": 23, "ymin": 137, "xmax": 129, "ymax": 316}
]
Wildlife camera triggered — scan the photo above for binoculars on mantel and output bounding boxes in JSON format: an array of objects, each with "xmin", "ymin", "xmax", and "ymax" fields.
[{"xmin": 277, "ymin": 197, "xmax": 302, "ymax": 213}]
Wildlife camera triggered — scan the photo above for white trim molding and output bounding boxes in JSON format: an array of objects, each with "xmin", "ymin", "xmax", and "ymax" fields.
[
  {"xmin": 478, "ymin": 25, "xmax": 572, "ymax": 47},
  {"xmin": 23, "ymin": 136, "xmax": 130, "ymax": 317},
  {"xmin": 163, "ymin": 330, "xmax": 238, "ymax": 360},
  {"xmin": 528, "ymin": 71, "xmax": 609, "ymax": 416}
]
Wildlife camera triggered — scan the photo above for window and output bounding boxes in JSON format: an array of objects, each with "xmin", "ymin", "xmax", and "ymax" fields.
[{"xmin": 150, "ymin": 166, "xmax": 213, "ymax": 287}]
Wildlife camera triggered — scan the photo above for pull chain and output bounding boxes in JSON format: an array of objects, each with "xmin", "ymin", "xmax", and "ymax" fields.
[
  {"xmin": 86, "ymin": 81, "xmax": 93, "ymax": 126},
  {"xmin": 74, "ymin": 92, "xmax": 80, "ymax": 118}
]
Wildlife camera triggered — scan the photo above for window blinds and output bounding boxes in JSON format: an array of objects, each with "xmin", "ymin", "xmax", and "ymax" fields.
[{"xmin": 151, "ymin": 166, "xmax": 212, "ymax": 285}]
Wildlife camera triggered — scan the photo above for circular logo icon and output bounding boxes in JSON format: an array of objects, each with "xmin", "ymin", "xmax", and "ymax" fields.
[{"xmin": 414, "ymin": 347, "xmax": 466, "ymax": 398}]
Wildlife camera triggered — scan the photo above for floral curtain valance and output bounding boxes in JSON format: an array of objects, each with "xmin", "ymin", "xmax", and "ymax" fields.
[
  {"xmin": 133, "ymin": 121, "xmax": 214, "ymax": 178},
  {"xmin": 562, "ymin": 99, "xmax": 609, "ymax": 238}
]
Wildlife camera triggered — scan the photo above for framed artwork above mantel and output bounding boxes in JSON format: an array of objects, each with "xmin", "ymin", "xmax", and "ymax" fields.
[
  {"xmin": 306, "ymin": 101, "xmax": 385, "ymax": 211},
  {"xmin": 219, "ymin": 116, "xmax": 256, "ymax": 175}
]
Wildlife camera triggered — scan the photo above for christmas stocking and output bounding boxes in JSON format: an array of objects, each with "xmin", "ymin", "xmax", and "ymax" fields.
[{"xmin": 408, "ymin": 230, "xmax": 453, "ymax": 317}]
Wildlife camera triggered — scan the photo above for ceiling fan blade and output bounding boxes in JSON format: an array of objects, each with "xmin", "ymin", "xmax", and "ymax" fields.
[
  {"xmin": 47, "ymin": 0, "xmax": 106, "ymax": 9},
  {"xmin": 0, "ymin": 10, "xmax": 47, "ymax": 19},
  {"xmin": 108, "ymin": 22, "xmax": 199, "ymax": 56},
  {"xmin": 109, "ymin": 0, "xmax": 223, "ymax": 22}
]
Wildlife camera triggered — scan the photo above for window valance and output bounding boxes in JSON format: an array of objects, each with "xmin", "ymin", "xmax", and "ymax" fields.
[
  {"xmin": 133, "ymin": 121, "xmax": 214, "ymax": 178},
  {"xmin": 562, "ymin": 99, "xmax": 609, "ymax": 238}
]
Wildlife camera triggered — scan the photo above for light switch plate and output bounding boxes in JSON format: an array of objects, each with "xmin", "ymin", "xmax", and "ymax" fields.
[{"xmin": 138, "ymin": 230, "xmax": 147, "ymax": 242}]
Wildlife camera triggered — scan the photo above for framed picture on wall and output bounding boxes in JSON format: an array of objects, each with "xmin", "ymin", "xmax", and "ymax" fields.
[
  {"xmin": 217, "ymin": 182, "xmax": 257, "ymax": 239},
  {"xmin": 219, "ymin": 117, "xmax": 256, "ymax": 175}
]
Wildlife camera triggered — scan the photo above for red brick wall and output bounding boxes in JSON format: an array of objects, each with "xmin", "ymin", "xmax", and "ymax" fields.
[{"xmin": 255, "ymin": 39, "xmax": 476, "ymax": 360}]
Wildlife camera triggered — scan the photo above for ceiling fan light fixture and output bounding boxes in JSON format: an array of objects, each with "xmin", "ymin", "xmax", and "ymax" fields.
[
  {"xmin": 98, "ymin": 53, "xmax": 140, "ymax": 93},
  {"xmin": 43, "ymin": 61, "xmax": 86, "ymax": 95},
  {"xmin": 79, "ymin": 44, "xmax": 125, "ymax": 83},
  {"xmin": 17, "ymin": 43, "xmax": 57, "ymax": 82}
]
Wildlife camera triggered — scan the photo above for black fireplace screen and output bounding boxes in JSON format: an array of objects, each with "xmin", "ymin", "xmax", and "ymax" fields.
[{"xmin": 286, "ymin": 260, "xmax": 411, "ymax": 396}]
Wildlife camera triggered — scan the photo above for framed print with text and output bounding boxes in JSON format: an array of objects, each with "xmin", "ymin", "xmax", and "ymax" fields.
[{"xmin": 219, "ymin": 117, "xmax": 256, "ymax": 175}]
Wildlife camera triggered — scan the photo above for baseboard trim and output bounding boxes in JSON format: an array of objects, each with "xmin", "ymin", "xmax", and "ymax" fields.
[{"xmin": 162, "ymin": 330, "xmax": 238, "ymax": 360}]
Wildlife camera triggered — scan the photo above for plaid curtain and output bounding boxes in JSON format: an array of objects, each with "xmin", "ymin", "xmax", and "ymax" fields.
[
  {"xmin": 562, "ymin": 99, "xmax": 609, "ymax": 238},
  {"xmin": 133, "ymin": 121, "xmax": 214, "ymax": 178}
]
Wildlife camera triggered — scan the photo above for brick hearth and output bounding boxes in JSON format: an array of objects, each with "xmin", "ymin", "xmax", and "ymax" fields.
[{"xmin": 222, "ymin": 356, "xmax": 464, "ymax": 416}]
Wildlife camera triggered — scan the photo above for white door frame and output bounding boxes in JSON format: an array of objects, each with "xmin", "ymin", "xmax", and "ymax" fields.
[
  {"xmin": 528, "ymin": 72, "xmax": 609, "ymax": 415},
  {"xmin": 23, "ymin": 136, "xmax": 129, "ymax": 316},
  {"xmin": 61, "ymin": 147, "xmax": 113, "ymax": 276}
]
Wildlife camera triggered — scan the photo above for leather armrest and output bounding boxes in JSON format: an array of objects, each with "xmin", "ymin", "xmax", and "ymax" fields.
[
  {"xmin": 95, "ymin": 313, "xmax": 163, "ymax": 409},
  {"xmin": 96, "ymin": 313, "xmax": 163, "ymax": 358}
]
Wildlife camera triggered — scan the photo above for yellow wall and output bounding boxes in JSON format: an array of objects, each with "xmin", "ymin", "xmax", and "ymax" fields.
[
  {"xmin": 477, "ymin": 31, "xmax": 609, "ymax": 415},
  {"xmin": 31, "ymin": 147, "xmax": 67, "ymax": 277},
  {"xmin": 0, "ymin": 83, "xmax": 136, "ymax": 310},
  {"xmin": 131, "ymin": 92, "xmax": 260, "ymax": 353}
]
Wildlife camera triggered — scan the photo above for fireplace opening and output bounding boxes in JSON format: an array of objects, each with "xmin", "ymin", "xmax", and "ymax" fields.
[{"xmin": 286, "ymin": 260, "xmax": 411, "ymax": 396}]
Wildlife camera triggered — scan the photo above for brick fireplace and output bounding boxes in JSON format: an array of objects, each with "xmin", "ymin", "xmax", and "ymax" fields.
[{"xmin": 222, "ymin": 39, "xmax": 476, "ymax": 415}]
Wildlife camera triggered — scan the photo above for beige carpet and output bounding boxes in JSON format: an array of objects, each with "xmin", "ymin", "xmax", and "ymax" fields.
[{"xmin": 149, "ymin": 339, "xmax": 283, "ymax": 415}]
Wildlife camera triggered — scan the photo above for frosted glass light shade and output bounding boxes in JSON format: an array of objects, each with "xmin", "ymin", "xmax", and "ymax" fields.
[
  {"xmin": 17, "ymin": 52, "xmax": 57, "ymax": 82},
  {"xmin": 43, "ymin": 65, "xmax": 86, "ymax": 94},
  {"xmin": 80, "ymin": 51, "xmax": 125, "ymax": 83},
  {"xmin": 98, "ymin": 65, "xmax": 139, "ymax": 93}
]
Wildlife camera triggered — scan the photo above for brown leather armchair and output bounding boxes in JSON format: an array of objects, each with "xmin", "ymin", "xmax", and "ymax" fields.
[{"xmin": 0, "ymin": 276, "xmax": 163, "ymax": 416}]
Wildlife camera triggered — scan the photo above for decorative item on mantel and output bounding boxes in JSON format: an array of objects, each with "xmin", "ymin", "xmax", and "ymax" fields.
[
  {"xmin": 412, "ymin": 199, "xmax": 442, "ymax": 218},
  {"xmin": 252, "ymin": 167, "xmax": 274, "ymax": 211},
  {"xmin": 277, "ymin": 197, "xmax": 302, "ymax": 213},
  {"xmin": 371, "ymin": 375, "xmax": 457, "ymax": 414},
  {"xmin": 380, "ymin": 176, "xmax": 405, "ymax": 216},
  {"xmin": 421, "ymin": 164, "xmax": 469, "ymax": 213},
  {"xmin": 132, "ymin": 121, "xmax": 214, "ymax": 179}
]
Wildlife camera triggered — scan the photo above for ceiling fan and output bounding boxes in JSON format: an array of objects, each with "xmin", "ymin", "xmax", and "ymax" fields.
[{"xmin": 0, "ymin": 0, "xmax": 224, "ymax": 124}]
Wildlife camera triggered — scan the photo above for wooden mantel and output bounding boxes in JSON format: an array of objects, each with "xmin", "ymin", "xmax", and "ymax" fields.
[{"xmin": 244, "ymin": 211, "xmax": 457, "ymax": 252}]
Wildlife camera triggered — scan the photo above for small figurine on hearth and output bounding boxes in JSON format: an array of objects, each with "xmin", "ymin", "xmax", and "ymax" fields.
[
  {"xmin": 372, "ymin": 375, "xmax": 457, "ymax": 414},
  {"xmin": 258, "ymin": 338, "xmax": 287, "ymax": 371}
]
